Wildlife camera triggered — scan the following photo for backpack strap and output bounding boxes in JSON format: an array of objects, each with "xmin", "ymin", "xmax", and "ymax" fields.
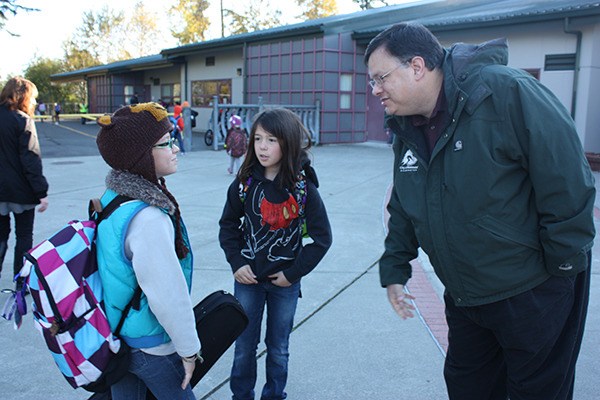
[
  {"xmin": 114, "ymin": 286, "xmax": 143, "ymax": 336},
  {"xmin": 294, "ymin": 171, "xmax": 307, "ymax": 219},
  {"xmin": 89, "ymin": 194, "xmax": 141, "ymax": 336},
  {"xmin": 88, "ymin": 194, "xmax": 132, "ymax": 223},
  {"xmin": 239, "ymin": 176, "xmax": 253, "ymax": 204}
]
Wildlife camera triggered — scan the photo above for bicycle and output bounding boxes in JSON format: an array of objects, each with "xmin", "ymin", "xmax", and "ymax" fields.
[{"xmin": 204, "ymin": 110, "xmax": 226, "ymax": 146}]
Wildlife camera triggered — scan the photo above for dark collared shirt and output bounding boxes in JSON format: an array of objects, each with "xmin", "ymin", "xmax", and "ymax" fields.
[{"xmin": 411, "ymin": 84, "xmax": 449, "ymax": 158}]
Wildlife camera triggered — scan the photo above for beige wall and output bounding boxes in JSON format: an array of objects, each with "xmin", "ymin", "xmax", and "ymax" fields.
[
  {"xmin": 143, "ymin": 66, "xmax": 181, "ymax": 104},
  {"xmin": 182, "ymin": 50, "xmax": 245, "ymax": 124}
]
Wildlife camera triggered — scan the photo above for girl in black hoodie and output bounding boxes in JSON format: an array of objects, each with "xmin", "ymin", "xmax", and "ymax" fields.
[{"xmin": 219, "ymin": 108, "xmax": 332, "ymax": 400}]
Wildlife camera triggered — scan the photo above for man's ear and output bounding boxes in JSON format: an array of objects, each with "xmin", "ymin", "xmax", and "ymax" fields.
[{"xmin": 410, "ymin": 56, "xmax": 427, "ymax": 80}]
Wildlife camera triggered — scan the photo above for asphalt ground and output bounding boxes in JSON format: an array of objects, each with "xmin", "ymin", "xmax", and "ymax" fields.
[{"xmin": 0, "ymin": 120, "xmax": 598, "ymax": 399}]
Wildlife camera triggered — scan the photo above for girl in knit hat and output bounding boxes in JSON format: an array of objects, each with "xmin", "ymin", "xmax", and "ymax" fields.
[{"xmin": 95, "ymin": 102, "xmax": 200, "ymax": 399}]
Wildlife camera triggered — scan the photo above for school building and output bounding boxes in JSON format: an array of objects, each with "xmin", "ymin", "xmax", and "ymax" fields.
[{"xmin": 52, "ymin": 0, "xmax": 600, "ymax": 155}]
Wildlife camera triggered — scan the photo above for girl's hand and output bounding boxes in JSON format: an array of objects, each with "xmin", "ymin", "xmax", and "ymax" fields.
[
  {"xmin": 234, "ymin": 265, "xmax": 258, "ymax": 284},
  {"xmin": 268, "ymin": 271, "xmax": 291, "ymax": 287},
  {"xmin": 180, "ymin": 355, "xmax": 196, "ymax": 389}
]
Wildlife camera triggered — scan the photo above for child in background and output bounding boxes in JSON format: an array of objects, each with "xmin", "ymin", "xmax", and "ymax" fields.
[
  {"xmin": 225, "ymin": 114, "xmax": 247, "ymax": 174},
  {"xmin": 170, "ymin": 104, "xmax": 186, "ymax": 154},
  {"xmin": 219, "ymin": 108, "xmax": 332, "ymax": 400}
]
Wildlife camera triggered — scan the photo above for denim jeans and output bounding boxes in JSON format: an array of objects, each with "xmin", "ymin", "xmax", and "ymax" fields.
[
  {"xmin": 0, "ymin": 209, "xmax": 35, "ymax": 278},
  {"xmin": 111, "ymin": 350, "xmax": 196, "ymax": 400},
  {"xmin": 173, "ymin": 129, "xmax": 185, "ymax": 153},
  {"xmin": 231, "ymin": 280, "xmax": 301, "ymax": 400}
]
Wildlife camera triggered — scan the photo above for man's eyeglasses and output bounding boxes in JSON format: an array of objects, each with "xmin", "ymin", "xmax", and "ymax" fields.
[
  {"xmin": 153, "ymin": 137, "xmax": 176, "ymax": 149},
  {"xmin": 368, "ymin": 59, "xmax": 412, "ymax": 89}
]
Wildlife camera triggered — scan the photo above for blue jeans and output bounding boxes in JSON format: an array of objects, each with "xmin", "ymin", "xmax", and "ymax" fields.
[
  {"xmin": 111, "ymin": 350, "xmax": 196, "ymax": 400},
  {"xmin": 172, "ymin": 129, "xmax": 185, "ymax": 153},
  {"xmin": 231, "ymin": 280, "xmax": 300, "ymax": 400}
]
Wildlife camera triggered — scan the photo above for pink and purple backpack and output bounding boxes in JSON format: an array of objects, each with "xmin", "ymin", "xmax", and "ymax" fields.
[{"xmin": 8, "ymin": 195, "xmax": 140, "ymax": 393}]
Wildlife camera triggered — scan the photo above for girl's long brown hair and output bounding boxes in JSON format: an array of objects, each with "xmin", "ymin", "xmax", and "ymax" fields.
[
  {"xmin": 237, "ymin": 108, "xmax": 312, "ymax": 190},
  {"xmin": 0, "ymin": 77, "xmax": 38, "ymax": 117},
  {"xmin": 158, "ymin": 177, "xmax": 189, "ymax": 260}
]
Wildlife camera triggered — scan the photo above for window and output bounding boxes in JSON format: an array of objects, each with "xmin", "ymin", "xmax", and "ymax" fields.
[
  {"xmin": 124, "ymin": 85, "xmax": 135, "ymax": 104},
  {"xmin": 523, "ymin": 68, "xmax": 540, "ymax": 80},
  {"xmin": 161, "ymin": 83, "xmax": 181, "ymax": 106},
  {"xmin": 544, "ymin": 54, "xmax": 576, "ymax": 71},
  {"xmin": 191, "ymin": 79, "xmax": 232, "ymax": 107},
  {"xmin": 339, "ymin": 74, "xmax": 353, "ymax": 109}
]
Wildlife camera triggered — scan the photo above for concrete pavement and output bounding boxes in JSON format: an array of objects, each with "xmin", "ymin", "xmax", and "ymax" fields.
[{"xmin": 0, "ymin": 120, "xmax": 598, "ymax": 399}]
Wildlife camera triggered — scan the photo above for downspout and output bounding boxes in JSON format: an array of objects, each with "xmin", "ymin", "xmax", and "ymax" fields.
[
  {"xmin": 243, "ymin": 42, "xmax": 248, "ymax": 103},
  {"xmin": 564, "ymin": 17, "xmax": 582, "ymax": 119},
  {"xmin": 184, "ymin": 61, "xmax": 189, "ymax": 101}
]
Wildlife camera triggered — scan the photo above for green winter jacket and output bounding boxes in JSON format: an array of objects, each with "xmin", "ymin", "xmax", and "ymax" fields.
[{"xmin": 380, "ymin": 38, "xmax": 596, "ymax": 307}]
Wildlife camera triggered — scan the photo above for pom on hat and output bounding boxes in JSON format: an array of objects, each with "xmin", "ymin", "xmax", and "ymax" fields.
[
  {"xmin": 229, "ymin": 114, "xmax": 242, "ymax": 127},
  {"xmin": 96, "ymin": 102, "xmax": 173, "ymax": 183}
]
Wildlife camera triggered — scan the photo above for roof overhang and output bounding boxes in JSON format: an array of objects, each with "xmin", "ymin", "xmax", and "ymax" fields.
[{"xmin": 50, "ymin": 55, "xmax": 184, "ymax": 83}]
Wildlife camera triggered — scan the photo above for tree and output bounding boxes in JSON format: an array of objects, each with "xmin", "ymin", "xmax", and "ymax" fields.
[
  {"xmin": 169, "ymin": 0, "xmax": 211, "ymax": 45},
  {"xmin": 23, "ymin": 58, "xmax": 75, "ymax": 106},
  {"xmin": 0, "ymin": 0, "xmax": 38, "ymax": 35},
  {"xmin": 224, "ymin": 0, "xmax": 282, "ymax": 36},
  {"xmin": 297, "ymin": 0, "xmax": 337, "ymax": 20},
  {"xmin": 124, "ymin": 2, "xmax": 164, "ymax": 59},
  {"xmin": 62, "ymin": 40, "xmax": 99, "ymax": 72},
  {"xmin": 70, "ymin": 6, "xmax": 125, "ymax": 64},
  {"xmin": 352, "ymin": 0, "xmax": 388, "ymax": 10}
]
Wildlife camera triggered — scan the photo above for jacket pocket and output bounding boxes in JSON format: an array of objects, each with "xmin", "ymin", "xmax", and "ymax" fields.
[{"xmin": 473, "ymin": 215, "xmax": 541, "ymax": 251}]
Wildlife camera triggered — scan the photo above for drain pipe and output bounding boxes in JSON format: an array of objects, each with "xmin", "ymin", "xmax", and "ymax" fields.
[{"xmin": 564, "ymin": 17, "xmax": 582, "ymax": 119}]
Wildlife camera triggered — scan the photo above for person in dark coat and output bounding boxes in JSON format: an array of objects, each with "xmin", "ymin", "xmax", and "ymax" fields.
[
  {"xmin": 0, "ymin": 77, "xmax": 49, "ymax": 289},
  {"xmin": 365, "ymin": 22, "xmax": 595, "ymax": 400}
]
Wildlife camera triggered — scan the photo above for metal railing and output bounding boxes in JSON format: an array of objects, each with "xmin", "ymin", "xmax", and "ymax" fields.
[{"xmin": 208, "ymin": 96, "xmax": 321, "ymax": 150}]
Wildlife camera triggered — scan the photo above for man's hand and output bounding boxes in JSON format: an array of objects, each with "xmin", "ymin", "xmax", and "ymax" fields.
[
  {"xmin": 234, "ymin": 265, "xmax": 258, "ymax": 284},
  {"xmin": 268, "ymin": 271, "xmax": 291, "ymax": 287},
  {"xmin": 386, "ymin": 284, "xmax": 416, "ymax": 320}
]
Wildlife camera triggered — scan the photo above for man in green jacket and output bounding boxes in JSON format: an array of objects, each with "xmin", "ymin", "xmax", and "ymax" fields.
[{"xmin": 365, "ymin": 23, "xmax": 595, "ymax": 400}]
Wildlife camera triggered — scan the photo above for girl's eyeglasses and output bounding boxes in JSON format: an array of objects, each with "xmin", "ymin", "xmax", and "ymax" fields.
[{"xmin": 153, "ymin": 137, "xmax": 176, "ymax": 149}]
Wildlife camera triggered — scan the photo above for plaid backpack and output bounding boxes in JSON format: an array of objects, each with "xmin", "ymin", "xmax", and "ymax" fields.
[
  {"xmin": 227, "ymin": 129, "xmax": 248, "ymax": 158},
  {"xmin": 12, "ymin": 195, "xmax": 142, "ymax": 393}
]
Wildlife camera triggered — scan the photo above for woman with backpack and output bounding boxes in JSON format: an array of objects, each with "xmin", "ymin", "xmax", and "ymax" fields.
[
  {"xmin": 0, "ymin": 77, "xmax": 49, "ymax": 289},
  {"xmin": 95, "ymin": 102, "xmax": 200, "ymax": 399}
]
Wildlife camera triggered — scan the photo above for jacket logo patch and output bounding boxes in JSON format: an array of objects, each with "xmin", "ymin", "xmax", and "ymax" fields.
[{"xmin": 399, "ymin": 149, "xmax": 419, "ymax": 172}]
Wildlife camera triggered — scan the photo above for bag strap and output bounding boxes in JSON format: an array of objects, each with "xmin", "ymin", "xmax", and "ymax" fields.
[
  {"xmin": 114, "ymin": 286, "xmax": 142, "ymax": 336},
  {"xmin": 88, "ymin": 194, "xmax": 132, "ymax": 223},
  {"xmin": 90, "ymin": 194, "xmax": 142, "ymax": 337}
]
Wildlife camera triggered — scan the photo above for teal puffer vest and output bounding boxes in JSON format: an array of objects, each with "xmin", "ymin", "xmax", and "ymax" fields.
[{"xmin": 96, "ymin": 189, "xmax": 193, "ymax": 348}]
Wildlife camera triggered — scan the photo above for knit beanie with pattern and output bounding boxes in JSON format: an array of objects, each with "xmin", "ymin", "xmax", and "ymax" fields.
[{"xmin": 96, "ymin": 102, "xmax": 173, "ymax": 183}]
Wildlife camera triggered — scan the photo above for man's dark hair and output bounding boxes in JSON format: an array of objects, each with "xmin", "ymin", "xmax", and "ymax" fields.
[{"xmin": 365, "ymin": 22, "xmax": 444, "ymax": 70}]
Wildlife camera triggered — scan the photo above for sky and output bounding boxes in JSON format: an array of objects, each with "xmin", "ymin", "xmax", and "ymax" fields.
[{"xmin": 1, "ymin": 0, "xmax": 409, "ymax": 79}]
